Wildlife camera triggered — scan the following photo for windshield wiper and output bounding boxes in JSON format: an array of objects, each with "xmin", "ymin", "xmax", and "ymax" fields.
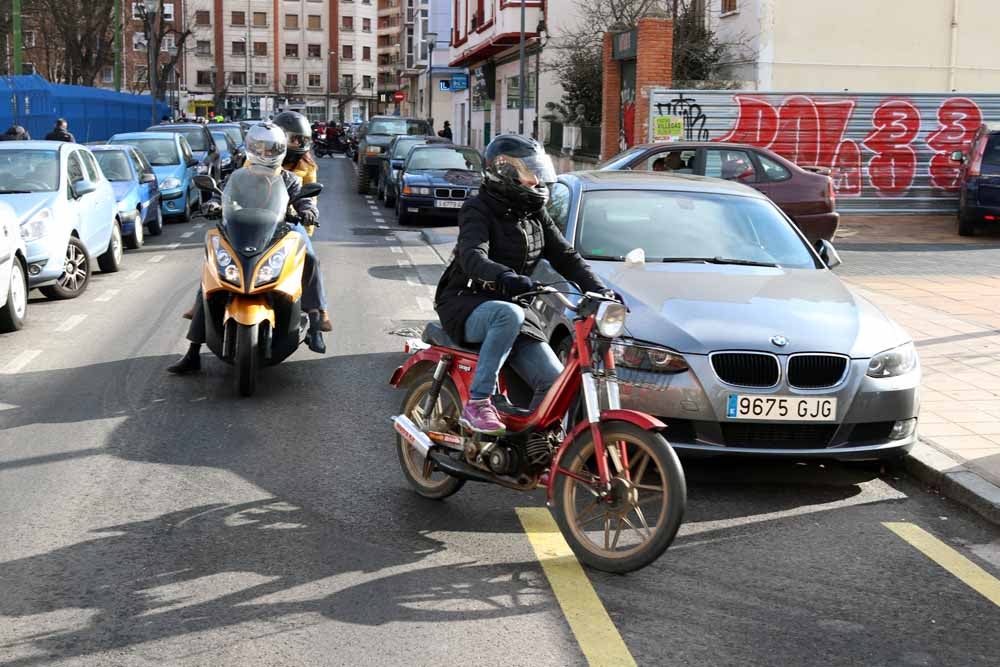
[
  {"xmin": 0, "ymin": 189, "xmax": 31, "ymax": 194},
  {"xmin": 659, "ymin": 256, "xmax": 778, "ymax": 268},
  {"xmin": 582, "ymin": 254, "xmax": 625, "ymax": 261}
]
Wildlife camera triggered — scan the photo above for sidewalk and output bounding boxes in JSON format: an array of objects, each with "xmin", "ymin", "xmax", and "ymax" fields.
[{"xmin": 421, "ymin": 216, "xmax": 1000, "ymax": 523}]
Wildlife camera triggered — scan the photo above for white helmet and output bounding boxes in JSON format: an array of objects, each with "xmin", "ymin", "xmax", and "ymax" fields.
[{"xmin": 245, "ymin": 122, "xmax": 287, "ymax": 169}]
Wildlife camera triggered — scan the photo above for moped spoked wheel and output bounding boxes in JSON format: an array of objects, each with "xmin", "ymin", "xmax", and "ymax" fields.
[
  {"xmin": 235, "ymin": 323, "xmax": 259, "ymax": 397},
  {"xmin": 552, "ymin": 423, "xmax": 686, "ymax": 573},
  {"xmin": 396, "ymin": 373, "xmax": 466, "ymax": 499}
]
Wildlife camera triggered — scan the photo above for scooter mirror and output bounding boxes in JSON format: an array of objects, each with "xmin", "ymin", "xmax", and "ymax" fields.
[
  {"xmin": 193, "ymin": 175, "xmax": 219, "ymax": 192},
  {"xmin": 293, "ymin": 183, "xmax": 324, "ymax": 201}
]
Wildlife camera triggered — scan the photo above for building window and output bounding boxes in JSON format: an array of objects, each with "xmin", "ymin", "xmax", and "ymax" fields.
[
  {"xmin": 342, "ymin": 44, "xmax": 353, "ymax": 60},
  {"xmin": 253, "ymin": 12, "xmax": 267, "ymax": 27},
  {"xmin": 285, "ymin": 13, "xmax": 299, "ymax": 29},
  {"xmin": 307, "ymin": 44, "xmax": 321, "ymax": 58},
  {"xmin": 197, "ymin": 70, "xmax": 214, "ymax": 86},
  {"xmin": 163, "ymin": 2, "xmax": 175, "ymax": 22},
  {"xmin": 362, "ymin": 46, "xmax": 371, "ymax": 61},
  {"xmin": 362, "ymin": 18, "xmax": 371, "ymax": 32},
  {"xmin": 231, "ymin": 40, "xmax": 245, "ymax": 56},
  {"xmin": 134, "ymin": 65, "xmax": 147, "ymax": 83},
  {"xmin": 308, "ymin": 15, "xmax": 321, "ymax": 30},
  {"xmin": 286, "ymin": 43, "xmax": 299, "ymax": 57},
  {"xmin": 286, "ymin": 73, "xmax": 299, "ymax": 88},
  {"xmin": 342, "ymin": 16, "xmax": 353, "ymax": 31},
  {"xmin": 161, "ymin": 35, "xmax": 175, "ymax": 52},
  {"xmin": 101, "ymin": 66, "xmax": 113, "ymax": 83},
  {"xmin": 308, "ymin": 74, "xmax": 322, "ymax": 88},
  {"xmin": 132, "ymin": 32, "xmax": 147, "ymax": 51},
  {"xmin": 363, "ymin": 75, "xmax": 372, "ymax": 89},
  {"xmin": 254, "ymin": 72, "xmax": 268, "ymax": 86},
  {"xmin": 232, "ymin": 71, "xmax": 247, "ymax": 86},
  {"xmin": 23, "ymin": 30, "xmax": 35, "ymax": 47},
  {"xmin": 195, "ymin": 10, "xmax": 210, "ymax": 25},
  {"xmin": 231, "ymin": 10, "xmax": 245, "ymax": 25},
  {"xmin": 341, "ymin": 74, "xmax": 354, "ymax": 90},
  {"xmin": 505, "ymin": 74, "xmax": 536, "ymax": 109},
  {"xmin": 197, "ymin": 40, "xmax": 212, "ymax": 56},
  {"xmin": 722, "ymin": 0, "xmax": 738, "ymax": 14},
  {"xmin": 254, "ymin": 42, "xmax": 268, "ymax": 56}
]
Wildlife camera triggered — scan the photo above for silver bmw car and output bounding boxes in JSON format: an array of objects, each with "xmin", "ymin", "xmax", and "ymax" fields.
[{"xmin": 532, "ymin": 171, "xmax": 919, "ymax": 461}]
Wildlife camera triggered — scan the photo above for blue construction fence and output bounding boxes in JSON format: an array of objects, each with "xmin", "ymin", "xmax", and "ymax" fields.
[{"xmin": 2, "ymin": 75, "xmax": 170, "ymax": 143}]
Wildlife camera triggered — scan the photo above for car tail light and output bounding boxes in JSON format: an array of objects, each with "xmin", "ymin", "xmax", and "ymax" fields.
[
  {"xmin": 826, "ymin": 177, "xmax": 836, "ymax": 207},
  {"xmin": 968, "ymin": 134, "xmax": 989, "ymax": 176}
]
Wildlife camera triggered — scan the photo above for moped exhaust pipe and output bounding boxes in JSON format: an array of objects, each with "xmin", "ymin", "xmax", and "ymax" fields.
[{"xmin": 392, "ymin": 414, "xmax": 434, "ymax": 462}]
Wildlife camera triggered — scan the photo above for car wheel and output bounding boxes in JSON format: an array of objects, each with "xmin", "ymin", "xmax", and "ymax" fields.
[
  {"xmin": 97, "ymin": 220, "xmax": 124, "ymax": 273},
  {"xmin": 40, "ymin": 237, "xmax": 91, "ymax": 300},
  {"xmin": 0, "ymin": 257, "xmax": 27, "ymax": 332},
  {"xmin": 146, "ymin": 204, "xmax": 164, "ymax": 236},
  {"xmin": 384, "ymin": 185, "xmax": 395, "ymax": 208},
  {"xmin": 958, "ymin": 212, "xmax": 977, "ymax": 237},
  {"xmin": 124, "ymin": 208, "xmax": 145, "ymax": 249},
  {"xmin": 377, "ymin": 178, "xmax": 385, "ymax": 202},
  {"xmin": 396, "ymin": 198, "xmax": 410, "ymax": 226}
]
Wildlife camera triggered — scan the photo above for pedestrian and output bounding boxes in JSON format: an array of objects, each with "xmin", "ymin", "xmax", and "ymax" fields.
[
  {"xmin": 438, "ymin": 121, "xmax": 453, "ymax": 141},
  {"xmin": 44, "ymin": 119, "xmax": 75, "ymax": 143},
  {"xmin": 160, "ymin": 114, "xmax": 171, "ymax": 124},
  {"xmin": 1, "ymin": 125, "xmax": 31, "ymax": 140}
]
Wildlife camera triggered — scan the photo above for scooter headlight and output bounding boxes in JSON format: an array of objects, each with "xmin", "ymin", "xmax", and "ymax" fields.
[
  {"xmin": 254, "ymin": 248, "xmax": 288, "ymax": 287},
  {"xmin": 595, "ymin": 302, "xmax": 627, "ymax": 338},
  {"xmin": 212, "ymin": 235, "xmax": 241, "ymax": 286}
]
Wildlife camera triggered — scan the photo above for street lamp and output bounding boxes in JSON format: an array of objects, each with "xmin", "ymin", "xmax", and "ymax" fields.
[
  {"xmin": 237, "ymin": 37, "xmax": 250, "ymax": 119},
  {"xmin": 138, "ymin": 0, "xmax": 159, "ymax": 125},
  {"xmin": 518, "ymin": 0, "xmax": 526, "ymax": 134},
  {"xmin": 533, "ymin": 19, "xmax": 548, "ymax": 140},
  {"xmin": 424, "ymin": 32, "xmax": 437, "ymax": 132}
]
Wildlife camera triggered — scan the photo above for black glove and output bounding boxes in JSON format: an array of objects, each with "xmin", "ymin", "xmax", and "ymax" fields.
[
  {"xmin": 201, "ymin": 201, "xmax": 222, "ymax": 219},
  {"xmin": 300, "ymin": 210, "xmax": 318, "ymax": 226},
  {"xmin": 497, "ymin": 271, "xmax": 536, "ymax": 298}
]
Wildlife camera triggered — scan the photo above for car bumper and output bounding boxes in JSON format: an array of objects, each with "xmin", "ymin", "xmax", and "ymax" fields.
[
  {"xmin": 24, "ymin": 235, "xmax": 69, "ymax": 287},
  {"xmin": 959, "ymin": 203, "xmax": 1000, "ymax": 222},
  {"xmin": 614, "ymin": 356, "xmax": 920, "ymax": 460},
  {"xmin": 399, "ymin": 195, "xmax": 463, "ymax": 217},
  {"xmin": 160, "ymin": 189, "xmax": 188, "ymax": 215},
  {"xmin": 362, "ymin": 155, "xmax": 386, "ymax": 169},
  {"xmin": 792, "ymin": 211, "xmax": 840, "ymax": 242}
]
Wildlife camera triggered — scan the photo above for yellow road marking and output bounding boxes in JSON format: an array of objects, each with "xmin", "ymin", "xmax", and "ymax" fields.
[
  {"xmin": 884, "ymin": 522, "xmax": 1000, "ymax": 607},
  {"xmin": 516, "ymin": 507, "xmax": 637, "ymax": 667}
]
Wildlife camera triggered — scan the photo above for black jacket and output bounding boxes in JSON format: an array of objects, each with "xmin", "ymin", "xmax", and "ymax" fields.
[
  {"xmin": 45, "ymin": 128, "xmax": 75, "ymax": 143},
  {"xmin": 435, "ymin": 189, "xmax": 605, "ymax": 345}
]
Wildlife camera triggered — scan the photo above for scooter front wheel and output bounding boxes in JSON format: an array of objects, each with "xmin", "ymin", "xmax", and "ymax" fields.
[
  {"xmin": 235, "ymin": 323, "xmax": 259, "ymax": 397},
  {"xmin": 551, "ymin": 422, "xmax": 686, "ymax": 573},
  {"xmin": 396, "ymin": 372, "xmax": 466, "ymax": 499}
]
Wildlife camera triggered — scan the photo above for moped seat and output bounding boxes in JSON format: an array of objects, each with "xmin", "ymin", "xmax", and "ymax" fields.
[{"xmin": 422, "ymin": 322, "xmax": 480, "ymax": 354}]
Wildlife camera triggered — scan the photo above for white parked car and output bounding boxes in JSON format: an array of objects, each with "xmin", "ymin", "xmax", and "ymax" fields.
[
  {"xmin": 0, "ymin": 201, "xmax": 27, "ymax": 331},
  {"xmin": 0, "ymin": 141, "xmax": 120, "ymax": 300}
]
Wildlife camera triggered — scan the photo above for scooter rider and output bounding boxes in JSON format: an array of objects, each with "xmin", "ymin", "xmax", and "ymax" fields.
[
  {"xmin": 168, "ymin": 123, "xmax": 327, "ymax": 375},
  {"xmin": 434, "ymin": 134, "xmax": 609, "ymax": 434}
]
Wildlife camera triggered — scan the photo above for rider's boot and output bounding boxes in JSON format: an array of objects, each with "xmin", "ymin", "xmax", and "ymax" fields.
[
  {"xmin": 305, "ymin": 311, "xmax": 327, "ymax": 353},
  {"xmin": 319, "ymin": 310, "xmax": 333, "ymax": 332},
  {"xmin": 460, "ymin": 397, "xmax": 506, "ymax": 434},
  {"xmin": 167, "ymin": 343, "xmax": 202, "ymax": 374}
]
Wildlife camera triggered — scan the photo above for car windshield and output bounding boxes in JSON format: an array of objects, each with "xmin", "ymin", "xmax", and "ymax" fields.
[
  {"xmin": 577, "ymin": 190, "xmax": 818, "ymax": 269},
  {"xmin": 123, "ymin": 139, "xmax": 179, "ymax": 166},
  {"xmin": 407, "ymin": 148, "xmax": 482, "ymax": 172},
  {"xmin": 210, "ymin": 133, "xmax": 231, "ymax": 150},
  {"xmin": 597, "ymin": 146, "xmax": 647, "ymax": 170},
  {"xmin": 217, "ymin": 126, "xmax": 243, "ymax": 146},
  {"xmin": 94, "ymin": 151, "xmax": 133, "ymax": 181},
  {"xmin": 165, "ymin": 128, "xmax": 208, "ymax": 151},
  {"xmin": 369, "ymin": 119, "xmax": 429, "ymax": 136},
  {"xmin": 392, "ymin": 138, "xmax": 425, "ymax": 159},
  {"xmin": 0, "ymin": 150, "xmax": 60, "ymax": 193}
]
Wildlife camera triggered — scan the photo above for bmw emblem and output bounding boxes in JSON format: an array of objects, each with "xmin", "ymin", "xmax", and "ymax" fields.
[{"xmin": 770, "ymin": 335, "xmax": 789, "ymax": 347}]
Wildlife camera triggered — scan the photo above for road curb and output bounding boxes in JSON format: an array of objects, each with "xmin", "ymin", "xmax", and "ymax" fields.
[
  {"xmin": 904, "ymin": 441, "xmax": 1000, "ymax": 526},
  {"xmin": 419, "ymin": 229, "xmax": 456, "ymax": 265}
]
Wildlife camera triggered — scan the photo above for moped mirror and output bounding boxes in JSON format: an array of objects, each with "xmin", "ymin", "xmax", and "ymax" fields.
[
  {"xmin": 625, "ymin": 248, "xmax": 646, "ymax": 268},
  {"xmin": 292, "ymin": 183, "xmax": 323, "ymax": 202},
  {"xmin": 814, "ymin": 238, "xmax": 842, "ymax": 269}
]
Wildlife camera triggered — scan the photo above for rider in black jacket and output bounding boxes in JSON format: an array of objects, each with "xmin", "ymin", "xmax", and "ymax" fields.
[{"xmin": 435, "ymin": 135, "xmax": 607, "ymax": 433}]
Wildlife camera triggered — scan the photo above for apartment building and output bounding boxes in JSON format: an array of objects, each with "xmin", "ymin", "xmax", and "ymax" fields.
[
  {"xmin": 376, "ymin": 0, "xmax": 402, "ymax": 112},
  {"xmin": 398, "ymin": 0, "xmax": 464, "ymax": 131}
]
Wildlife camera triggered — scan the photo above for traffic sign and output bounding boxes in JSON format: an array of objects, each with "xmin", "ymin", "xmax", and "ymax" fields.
[{"xmin": 393, "ymin": 91, "xmax": 406, "ymax": 102}]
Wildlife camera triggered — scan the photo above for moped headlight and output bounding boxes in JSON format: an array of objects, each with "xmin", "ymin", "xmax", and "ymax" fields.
[
  {"xmin": 254, "ymin": 249, "xmax": 287, "ymax": 287},
  {"xmin": 867, "ymin": 342, "xmax": 918, "ymax": 378},
  {"xmin": 20, "ymin": 208, "xmax": 50, "ymax": 242},
  {"xmin": 595, "ymin": 302, "xmax": 627, "ymax": 338}
]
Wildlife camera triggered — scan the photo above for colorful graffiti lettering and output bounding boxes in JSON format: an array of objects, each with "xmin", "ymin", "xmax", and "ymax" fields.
[
  {"xmin": 926, "ymin": 97, "xmax": 982, "ymax": 190},
  {"xmin": 861, "ymin": 100, "xmax": 920, "ymax": 196}
]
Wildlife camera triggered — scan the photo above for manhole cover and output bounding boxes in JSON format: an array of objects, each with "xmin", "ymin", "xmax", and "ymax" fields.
[{"xmin": 353, "ymin": 227, "xmax": 394, "ymax": 236}]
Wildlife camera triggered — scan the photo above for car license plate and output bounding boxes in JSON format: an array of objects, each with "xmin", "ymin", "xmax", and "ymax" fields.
[
  {"xmin": 434, "ymin": 200, "xmax": 463, "ymax": 209},
  {"xmin": 727, "ymin": 395, "xmax": 837, "ymax": 421}
]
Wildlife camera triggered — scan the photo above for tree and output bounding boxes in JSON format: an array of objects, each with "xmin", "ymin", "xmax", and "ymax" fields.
[
  {"xmin": 35, "ymin": 0, "xmax": 116, "ymax": 85},
  {"xmin": 135, "ymin": 0, "xmax": 192, "ymax": 102},
  {"xmin": 332, "ymin": 80, "xmax": 362, "ymax": 122}
]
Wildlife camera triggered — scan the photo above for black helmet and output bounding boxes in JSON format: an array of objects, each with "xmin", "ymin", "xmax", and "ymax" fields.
[
  {"xmin": 272, "ymin": 111, "xmax": 312, "ymax": 160},
  {"xmin": 482, "ymin": 134, "xmax": 556, "ymax": 213}
]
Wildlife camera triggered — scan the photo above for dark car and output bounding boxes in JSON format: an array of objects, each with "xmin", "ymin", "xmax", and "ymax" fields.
[
  {"xmin": 951, "ymin": 122, "xmax": 1000, "ymax": 236},
  {"xmin": 599, "ymin": 142, "xmax": 839, "ymax": 242},
  {"xmin": 395, "ymin": 145, "xmax": 483, "ymax": 225},
  {"xmin": 212, "ymin": 122, "xmax": 246, "ymax": 150},
  {"xmin": 356, "ymin": 116, "xmax": 432, "ymax": 195},
  {"xmin": 209, "ymin": 130, "xmax": 244, "ymax": 179},
  {"xmin": 379, "ymin": 135, "xmax": 450, "ymax": 207},
  {"xmin": 145, "ymin": 123, "xmax": 221, "ymax": 194}
]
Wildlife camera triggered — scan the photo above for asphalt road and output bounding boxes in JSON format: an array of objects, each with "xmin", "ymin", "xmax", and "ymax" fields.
[{"xmin": 1, "ymin": 156, "xmax": 998, "ymax": 666}]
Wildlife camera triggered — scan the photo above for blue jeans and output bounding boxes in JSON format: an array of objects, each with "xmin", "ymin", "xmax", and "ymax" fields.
[
  {"xmin": 290, "ymin": 223, "xmax": 327, "ymax": 312},
  {"xmin": 464, "ymin": 301, "xmax": 563, "ymax": 405}
]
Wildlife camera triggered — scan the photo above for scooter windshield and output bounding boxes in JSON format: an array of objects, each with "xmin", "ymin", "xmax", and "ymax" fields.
[{"xmin": 221, "ymin": 165, "xmax": 290, "ymax": 255}]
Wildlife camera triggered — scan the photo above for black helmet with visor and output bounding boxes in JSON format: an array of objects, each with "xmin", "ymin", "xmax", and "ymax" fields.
[
  {"xmin": 272, "ymin": 111, "xmax": 313, "ymax": 161},
  {"xmin": 482, "ymin": 134, "xmax": 556, "ymax": 213}
]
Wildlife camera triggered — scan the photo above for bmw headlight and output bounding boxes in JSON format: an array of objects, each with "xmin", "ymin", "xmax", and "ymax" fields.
[
  {"xmin": 254, "ymin": 248, "xmax": 287, "ymax": 287},
  {"xmin": 161, "ymin": 177, "xmax": 182, "ymax": 190},
  {"xmin": 867, "ymin": 342, "xmax": 918, "ymax": 378},
  {"xmin": 612, "ymin": 340, "xmax": 689, "ymax": 373},
  {"xmin": 20, "ymin": 208, "xmax": 50, "ymax": 242},
  {"xmin": 595, "ymin": 302, "xmax": 627, "ymax": 338},
  {"xmin": 470, "ymin": 188, "xmax": 479, "ymax": 197},
  {"xmin": 212, "ymin": 235, "xmax": 240, "ymax": 286}
]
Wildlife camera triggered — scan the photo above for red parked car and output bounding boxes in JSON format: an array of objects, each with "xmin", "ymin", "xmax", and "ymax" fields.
[{"xmin": 599, "ymin": 142, "xmax": 839, "ymax": 242}]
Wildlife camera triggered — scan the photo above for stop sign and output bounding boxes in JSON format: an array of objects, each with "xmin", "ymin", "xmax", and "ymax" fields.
[{"xmin": 393, "ymin": 91, "xmax": 406, "ymax": 102}]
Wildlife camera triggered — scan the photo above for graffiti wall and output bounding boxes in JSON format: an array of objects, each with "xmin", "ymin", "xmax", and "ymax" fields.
[{"xmin": 648, "ymin": 89, "xmax": 1000, "ymax": 213}]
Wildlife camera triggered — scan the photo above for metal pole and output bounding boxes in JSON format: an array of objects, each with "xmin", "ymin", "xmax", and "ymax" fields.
[
  {"xmin": 518, "ymin": 0, "xmax": 525, "ymax": 134},
  {"xmin": 148, "ymin": 12, "xmax": 156, "ymax": 125},
  {"xmin": 427, "ymin": 45, "xmax": 433, "ymax": 130},
  {"xmin": 114, "ymin": 0, "xmax": 122, "ymax": 91},
  {"xmin": 533, "ymin": 43, "xmax": 541, "ymax": 138},
  {"xmin": 12, "ymin": 0, "xmax": 22, "ymax": 76}
]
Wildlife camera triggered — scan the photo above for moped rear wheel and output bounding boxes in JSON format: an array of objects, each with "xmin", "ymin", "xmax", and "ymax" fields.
[
  {"xmin": 552, "ymin": 422, "xmax": 686, "ymax": 573},
  {"xmin": 397, "ymin": 373, "xmax": 466, "ymax": 499}
]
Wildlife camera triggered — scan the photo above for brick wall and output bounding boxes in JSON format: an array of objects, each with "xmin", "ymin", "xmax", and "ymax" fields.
[{"xmin": 600, "ymin": 32, "xmax": 620, "ymax": 160}]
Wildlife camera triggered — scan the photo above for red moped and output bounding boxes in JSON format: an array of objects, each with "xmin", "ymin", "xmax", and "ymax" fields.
[{"xmin": 390, "ymin": 288, "xmax": 686, "ymax": 573}]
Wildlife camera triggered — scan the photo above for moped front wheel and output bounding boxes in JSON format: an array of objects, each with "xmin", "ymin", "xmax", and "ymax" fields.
[
  {"xmin": 235, "ymin": 323, "xmax": 259, "ymax": 397},
  {"xmin": 552, "ymin": 422, "xmax": 686, "ymax": 573},
  {"xmin": 396, "ymin": 373, "xmax": 466, "ymax": 499}
]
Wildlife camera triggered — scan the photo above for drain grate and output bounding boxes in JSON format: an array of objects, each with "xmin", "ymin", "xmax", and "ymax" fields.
[{"xmin": 353, "ymin": 227, "xmax": 394, "ymax": 236}]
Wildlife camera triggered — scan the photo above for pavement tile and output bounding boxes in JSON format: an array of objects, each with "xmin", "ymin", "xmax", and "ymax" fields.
[
  {"xmin": 962, "ymin": 422, "xmax": 1000, "ymax": 436},
  {"xmin": 928, "ymin": 434, "xmax": 999, "ymax": 453},
  {"xmin": 919, "ymin": 422, "xmax": 975, "ymax": 437}
]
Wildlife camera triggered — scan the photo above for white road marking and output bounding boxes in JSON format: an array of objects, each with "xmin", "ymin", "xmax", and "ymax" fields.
[
  {"xmin": 168, "ymin": 243, "xmax": 181, "ymax": 250},
  {"xmin": 180, "ymin": 231, "xmax": 194, "ymax": 238},
  {"xmin": 0, "ymin": 401, "xmax": 18, "ymax": 411},
  {"xmin": 379, "ymin": 225, "xmax": 389, "ymax": 229},
  {"xmin": 55, "ymin": 314, "xmax": 87, "ymax": 333},
  {"xmin": 3, "ymin": 349, "xmax": 41, "ymax": 374},
  {"xmin": 416, "ymin": 297, "xmax": 433, "ymax": 311},
  {"xmin": 95, "ymin": 289, "xmax": 119, "ymax": 303},
  {"xmin": 148, "ymin": 255, "xmax": 165, "ymax": 263},
  {"xmin": 374, "ymin": 216, "xmax": 385, "ymax": 222},
  {"xmin": 390, "ymin": 246, "xmax": 403, "ymax": 254},
  {"xmin": 193, "ymin": 223, "xmax": 204, "ymax": 229},
  {"xmin": 406, "ymin": 276, "xmax": 422, "ymax": 288},
  {"xmin": 396, "ymin": 259, "xmax": 411, "ymax": 268},
  {"xmin": 127, "ymin": 269, "xmax": 146, "ymax": 281}
]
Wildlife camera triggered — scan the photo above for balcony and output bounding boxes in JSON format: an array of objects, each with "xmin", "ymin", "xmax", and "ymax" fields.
[
  {"xmin": 378, "ymin": 1, "xmax": 399, "ymax": 17},
  {"xmin": 450, "ymin": 4, "xmax": 543, "ymax": 67},
  {"xmin": 377, "ymin": 44, "xmax": 398, "ymax": 55}
]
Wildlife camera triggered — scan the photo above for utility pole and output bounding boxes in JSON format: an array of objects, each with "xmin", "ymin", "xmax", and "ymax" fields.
[
  {"xmin": 12, "ymin": 0, "xmax": 22, "ymax": 75},
  {"xmin": 533, "ymin": 21, "xmax": 546, "ymax": 140},
  {"xmin": 518, "ymin": 0, "xmax": 525, "ymax": 134},
  {"xmin": 114, "ymin": 0, "xmax": 122, "ymax": 91},
  {"xmin": 425, "ymin": 32, "xmax": 437, "ymax": 132}
]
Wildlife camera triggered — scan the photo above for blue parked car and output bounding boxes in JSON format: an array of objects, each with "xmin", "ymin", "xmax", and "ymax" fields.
[
  {"xmin": 91, "ymin": 144, "xmax": 162, "ymax": 249},
  {"xmin": 209, "ymin": 129, "xmax": 244, "ymax": 180},
  {"xmin": 0, "ymin": 141, "xmax": 121, "ymax": 300},
  {"xmin": 109, "ymin": 132, "xmax": 201, "ymax": 222},
  {"xmin": 395, "ymin": 145, "xmax": 483, "ymax": 225}
]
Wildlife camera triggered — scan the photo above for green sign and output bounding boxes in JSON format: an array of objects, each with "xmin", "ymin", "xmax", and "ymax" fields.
[
  {"xmin": 611, "ymin": 28, "xmax": 637, "ymax": 61},
  {"xmin": 653, "ymin": 115, "xmax": 684, "ymax": 143}
]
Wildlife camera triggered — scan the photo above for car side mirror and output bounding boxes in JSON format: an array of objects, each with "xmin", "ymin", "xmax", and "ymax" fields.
[
  {"xmin": 140, "ymin": 172, "xmax": 156, "ymax": 184},
  {"xmin": 72, "ymin": 179, "xmax": 96, "ymax": 198},
  {"xmin": 292, "ymin": 182, "xmax": 323, "ymax": 202},
  {"xmin": 814, "ymin": 238, "xmax": 842, "ymax": 269},
  {"xmin": 391, "ymin": 159, "xmax": 403, "ymax": 169},
  {"xmin": 187, "ymin": 157, "xmax": 199, "ymax": 167},
  {"xmin": 950, "ymin": 150, "xmax": 966, "ymax": 163},
  {"xmin": 625, "ymin": 248, "xmax": 646, "ymax": 268},
  {"xmin": 193, "ymin": 174, "xmax": 220, "ymax": 194}
]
